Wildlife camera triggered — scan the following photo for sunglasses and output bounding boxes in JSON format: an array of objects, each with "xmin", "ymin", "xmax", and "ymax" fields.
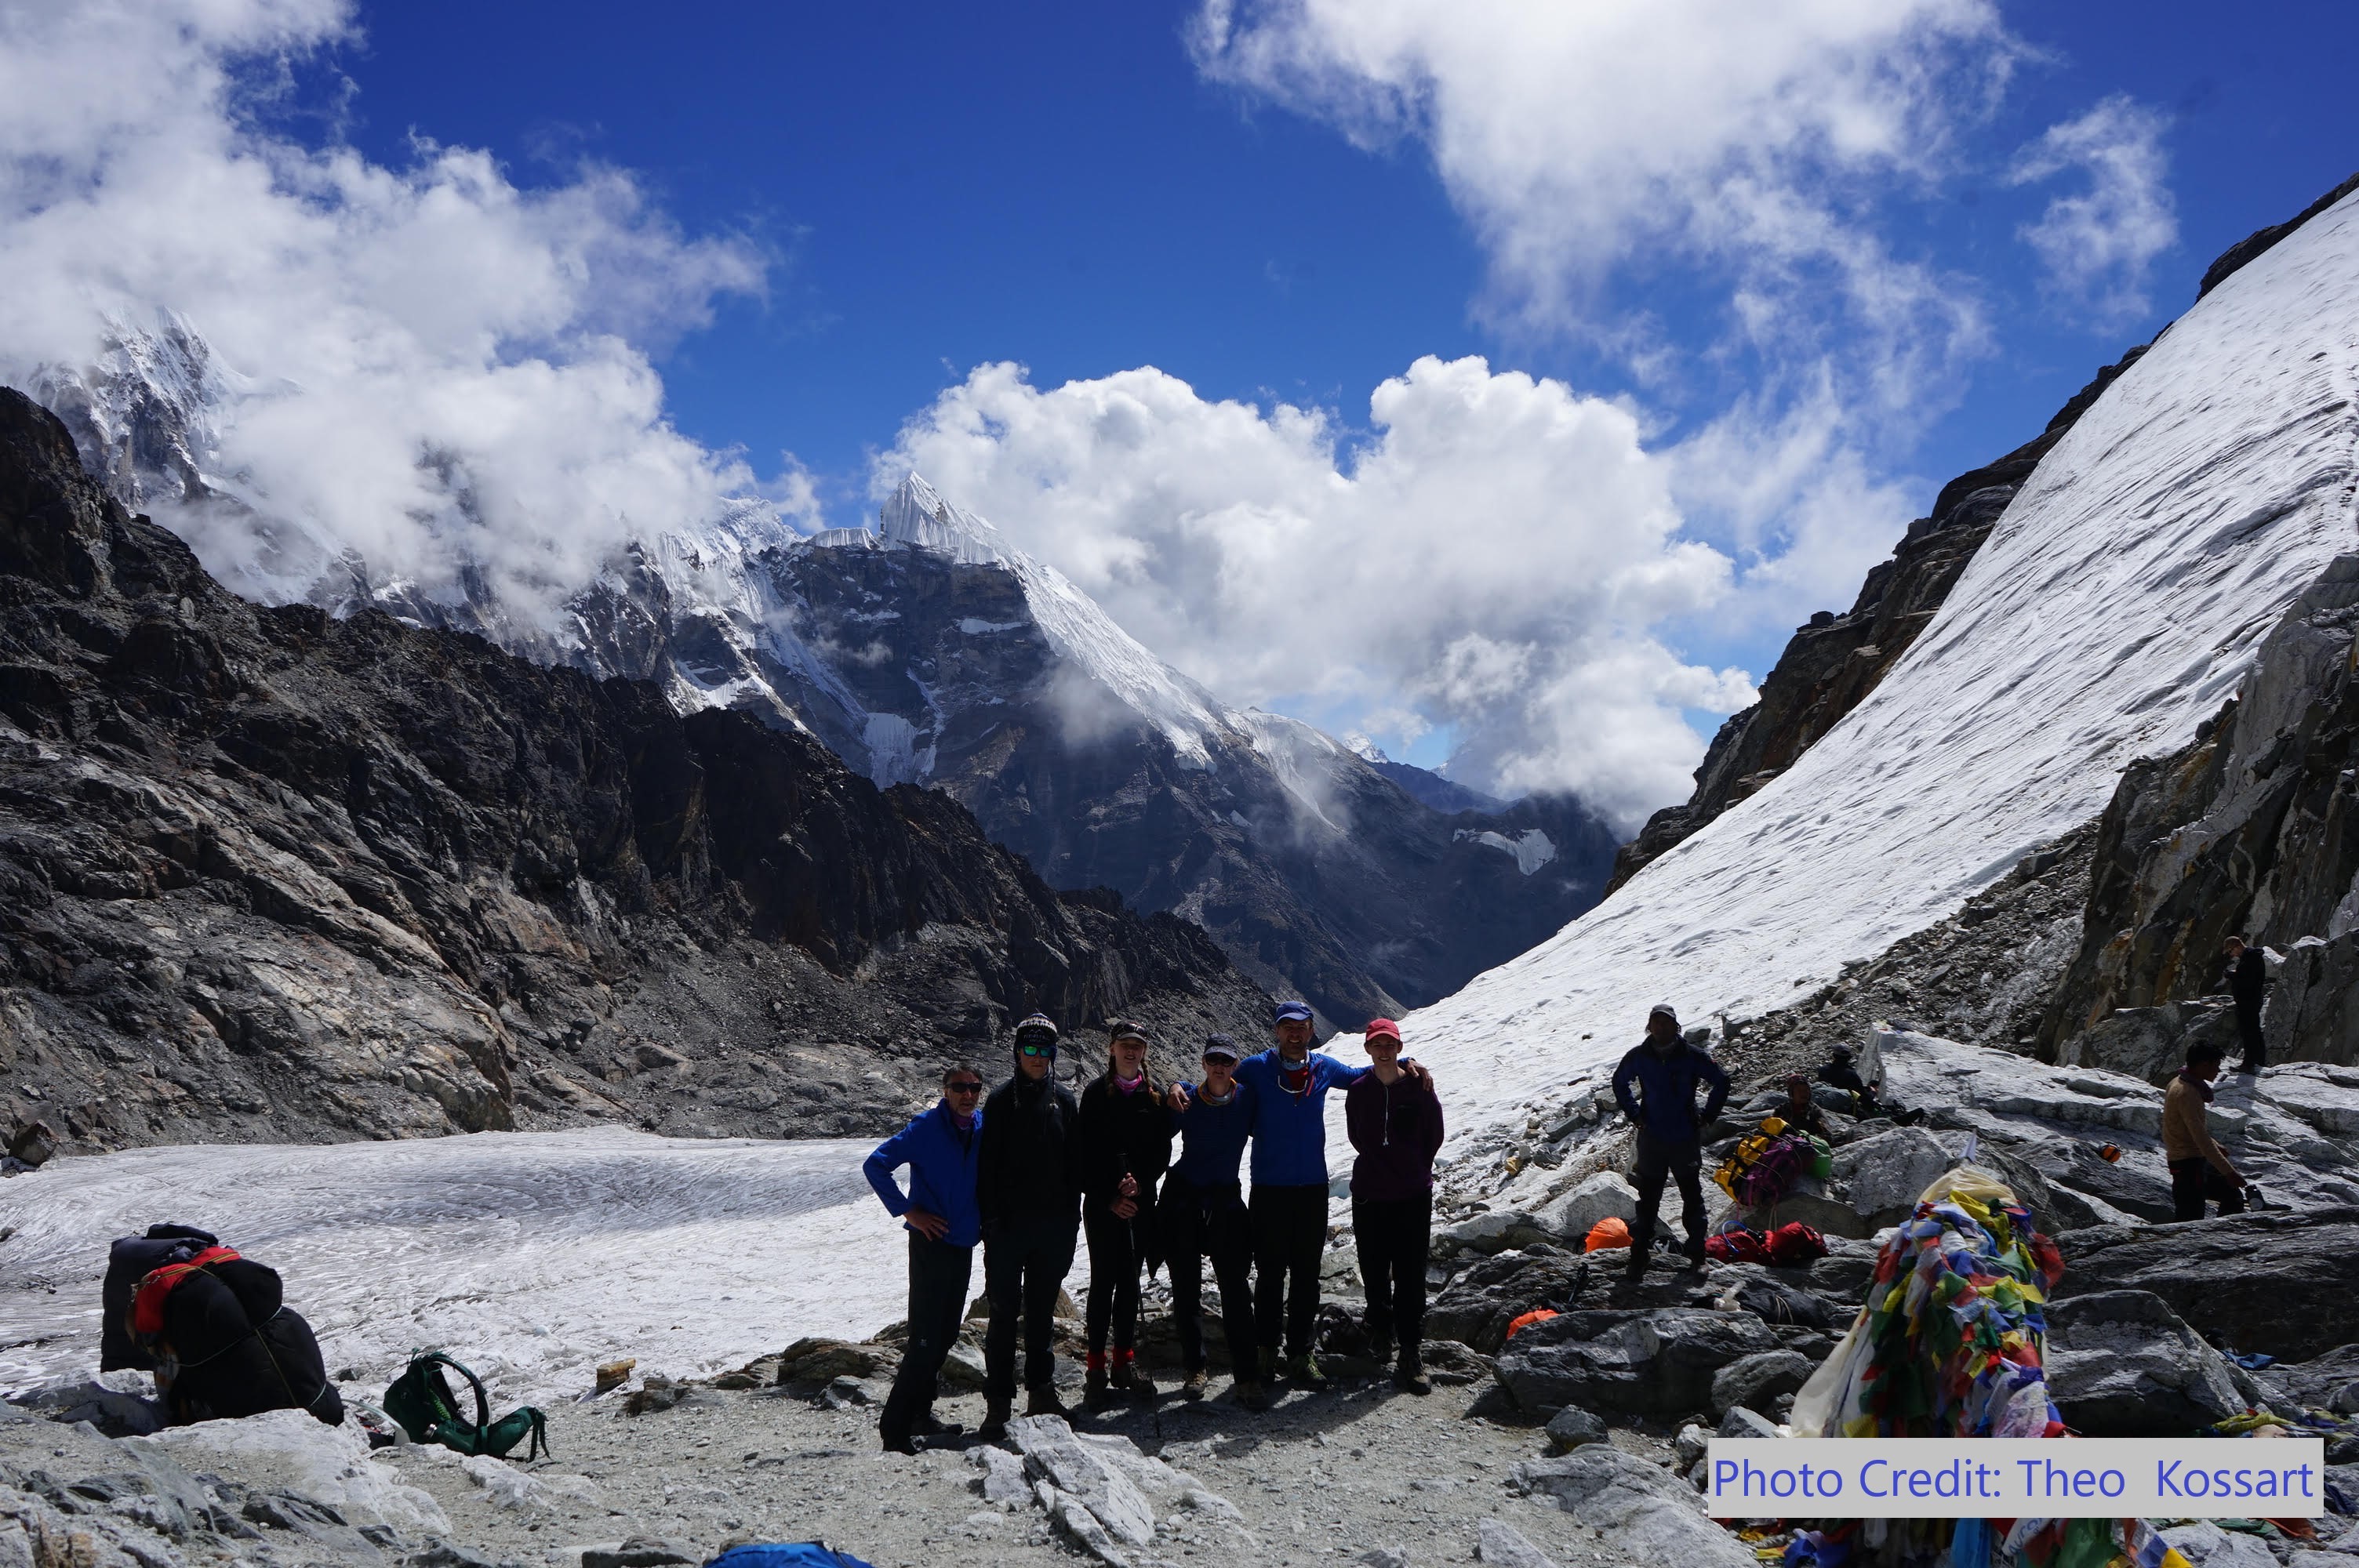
[
  {"xmin": 1018, "ymin": 1041, "xmax": 1055, "ymax": 1057},
  {"xmin": 946, "ymin": 1081, "xmax": 983, "ymax": 1095}
]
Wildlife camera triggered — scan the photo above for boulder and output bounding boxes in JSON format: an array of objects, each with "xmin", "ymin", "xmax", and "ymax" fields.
[
  {"xmin": 1426, "ymin": 1252, "xmax": 1586, "ymax": 1354},
  {"xmin": 1543, "ymin": 1406, "xmax": 1605, "ymax": 1453},
  {"xmin": 1007, "ymin": 1416, "xmax": 1155, "ymax": 1549},
  {"xmin": 1496, "ymin": 1308, "xmax": 1782, "ymax": 1419},
  {"xmin": 1750, "ymin": 1127, "xmax": 1958, "ymax": 1238},
  {"xmin": 583, "ymin": 1540, "xmax": 696, "ymax": 1568},
  {"xmin": 1717, "ymin": 1407, "xmax": 1781, "ymax": 1439},
  {"xmin": 2051, "ymin": 1208, "xmax": 2359, "ymax": 1360},
  {"xmin": 2157, "ymin": 1521, "xmax": 2282, "ymax": 1567},
  {"xmin": 1535, "ymin": 1172, "xmax": 1640, "ymax": 1242},
  {"xmin": 1709, "ymin": 1352, "xmax": 1814, "ymax": 1418},
  {"xmin": 774, "ymin": 1337, "xmax": 883, "ymax": 1385},
  {"xmin": 2042, "ymin": 1291, "xmax": 2248, "ymax": 1436},
  {"xmin": 1510, "ymin": 1446, "xmax": 1754, "ymax": 1568},
  {"xmin": 1476, "ymin": 1519, "xmax": 1562, "ymax": 1568}
]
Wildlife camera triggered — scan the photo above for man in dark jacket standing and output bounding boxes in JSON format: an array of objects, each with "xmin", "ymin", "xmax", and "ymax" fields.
[
  {"xmin": 1612, "ymin": 1004, "xmax": 1728, "ymax": 1279},
  {"xmin": 976, "ymin": 1013, "xmax": 1081, "ymax": 1436},
  {"xmin": 863, "ymin": 1062, "xmax": 986, "ymax": 1454},
  {"xmin": 1344, "ymin": 1018, "xmax": 1444, "ymax": 1394},
  {"xmin": 2223, "ymin": 935, "xmax": 2269, "ymax": 1073}
]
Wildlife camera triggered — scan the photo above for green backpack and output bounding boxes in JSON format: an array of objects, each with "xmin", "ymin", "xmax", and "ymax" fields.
[{"xmin": 382, "ymin": 1352, "xmax": 549, "ymax": 1461}]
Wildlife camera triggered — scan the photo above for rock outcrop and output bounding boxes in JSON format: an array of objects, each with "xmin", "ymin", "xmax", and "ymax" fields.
[
  {"xmin": 2049, "ymin": 1207, "xmax": 2359, "ymax": 1362},
  {"xmin": 0, "ymin": 388, "xmax": 1269, "ymax": 1150}
]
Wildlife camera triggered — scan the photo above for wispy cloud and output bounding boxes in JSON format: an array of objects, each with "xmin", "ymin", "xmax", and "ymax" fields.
[{"xmin": 2008, "ymin": 95, "xmax": 2179, "ymax": 328}]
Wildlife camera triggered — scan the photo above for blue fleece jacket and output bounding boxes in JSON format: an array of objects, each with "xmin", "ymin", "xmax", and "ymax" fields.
[
  {"xmin": 1612, "ymin": 1040, "xmax": 1730, "ymax": 1145},
  {"xmin": 1235, "ymin": 1049, "xmax": 1365, "ymax": 1186},
  {"xmin": 864, "ymin": 1102, "xmax": 983, "ymax": 1248},
  {"xmin": 1168, "ymin": 1082, "xmax": 1257, "ymax": 1189}
]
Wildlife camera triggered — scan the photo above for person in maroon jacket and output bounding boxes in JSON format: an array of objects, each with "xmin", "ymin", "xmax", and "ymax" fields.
[{"xmin": 1344, "ymin": 1017, "xmax": 1445, "ymax": 1393}]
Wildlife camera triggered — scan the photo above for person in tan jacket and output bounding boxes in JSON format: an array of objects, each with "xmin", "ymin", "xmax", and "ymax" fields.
[{"xmin": 2163, "ymin": 1042, "xmax": 2248, "ymax": 1221}]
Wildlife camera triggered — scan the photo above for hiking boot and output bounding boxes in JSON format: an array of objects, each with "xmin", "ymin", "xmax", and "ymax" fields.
[
  {"xmin": 1082, "ymin": 1367, "xmax": 1114, "ymax": 1410},
  {"xmin": 979, "ymin": 1398, "xmax": 1012, "ymax": 1439},
  {"xmin": 914, "ymin": 1411, "xmax": 963, "ymax": 1439},
  {"xmin": 1179, "ymin": 1367, "xmax": 1210, "ymax": 1400},
  {"xmin": 1114, "ymin": 1362, "xmax": 1158, "ymax": 1402},
  {"xmin": 1365, "ymin": 1330, "xmax": 1394, "ymax": 1367},
  {"xmin": 1286, "ymin": 1352, "xmax": 1329, "ymax": 1391},
  {"xmin": 1233, "ymin": 1377, "xmax": 1270, "ymax": 1412},
  {"xmin": 1394, "ymin": 1359, "xmax": 1432, "ymax": 1396},
  {"xmin": 881, "ymin": 1429, "xmax": 918, "ymax": 1456},
  {"xmin": 1681, "ymin": 1238, "xmax": 1708, "ymax": 1271},
  {"xmin": 1623, "ymin": 1251, "xmax": 1648, "ymax": 1282},
  {"xmin": 1026, "ymin": 1385, "xmax": 1070, "ymax": 1418}
]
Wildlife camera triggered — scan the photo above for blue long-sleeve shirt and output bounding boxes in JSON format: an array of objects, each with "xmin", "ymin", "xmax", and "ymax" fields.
[
  {"xmin": 864, "ymin": 1102, "xmax": 983, "ymax": 1247},
  {"xmin": 1612, "ymin": 1040, "xmax": 1729, "ymax": 1145},
  {"xmin": 1234, "ymin": 1049, "xmax": 1365, "ymax": 1186},
  {"xmin": 1168, "ymin": 1082, "xmax": 1257, "ymax": 1189}
]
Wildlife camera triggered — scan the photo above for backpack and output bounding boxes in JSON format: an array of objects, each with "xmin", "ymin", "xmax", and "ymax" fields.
[
  {"xmin": 707, "ymin": 1548, "xmax": 877, "ymax": 1568},
  {"xmin": 1713, "ymin": 1133, "xmax": 1775, "ymax": 1199},
  {"xmin": 1765, "ymin": 1221, "xmax": 1828, "ymax": 1267},
  {"xmin": 101, "ymin": 1224, "xmax": 219, "ymax": 1372},
  {"xmin": 1736, "ymin": 1137, "xmax": 1806, "ymax": 1207},
  {"xmin": 383, "ymin": 1352, "xmax": 549, "ymax": 1461},
  {"xmin": 1705, "ymin": 1228, "xmax": 1769, "ymax": 1265}
]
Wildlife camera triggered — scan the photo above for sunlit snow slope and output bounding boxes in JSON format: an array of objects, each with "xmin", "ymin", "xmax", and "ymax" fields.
[
  {"xmin": 0, "ymin": 1132, "xmax": 921, "ymax": 1406},
  {"xmin": 1364, "ymin": 189, "xmax": 2359, "ymax": 1144}
]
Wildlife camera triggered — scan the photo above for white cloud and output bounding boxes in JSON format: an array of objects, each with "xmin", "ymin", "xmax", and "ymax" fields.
[
  {"xmin": 0, "ymin": 0, "xmax": 778, "ymax": 619},
  {"xmin": 878, "ymin": 354, "xmax": 1760, "ymax": 827},
  {"xmin": 2008, "ymin": 96, "xmax": 2177, "ymax": 328}
]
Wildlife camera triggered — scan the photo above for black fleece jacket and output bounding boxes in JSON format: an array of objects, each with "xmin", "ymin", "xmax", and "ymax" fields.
[
  {"xmin": 1074, "ymin": 1077, "xmax": 1174, "ymax": 1210},
  {"xmin": 978, "ymin": 1070, "xmax": 1081, "ymax": 1229}
]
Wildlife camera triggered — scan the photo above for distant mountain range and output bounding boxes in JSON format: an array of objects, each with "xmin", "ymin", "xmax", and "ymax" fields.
[{"xmin": 23, "ymin": 336, "xmax": 1620, "ymax": 1023}]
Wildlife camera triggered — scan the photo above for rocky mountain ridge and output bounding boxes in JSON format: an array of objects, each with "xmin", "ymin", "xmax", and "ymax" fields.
[{"xmin": 0, "ymin": 387, "xmax": 1269, "ymax": 1154}]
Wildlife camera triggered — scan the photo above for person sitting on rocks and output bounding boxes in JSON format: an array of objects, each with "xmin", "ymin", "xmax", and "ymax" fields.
[
  {"xmin": 1612, "ymin": 1003, "xmax": 1728, "ymax": 1279},
  {"xmin": 1776, "ymin": 1073, "xmax": 1834, "ymax": 1141},
  {"xmin": 2220, "ymin": 935, "xmax": 2270, "ymax": 1073},
  {"xmin": 1160, "ymin": 1035, "xmax": 1262, "ymax": 1409},
  {"xmin": 1345, "ymin": 1018, "xmax": 1445, "ymax": 1396},
  {"xmin": 1814, "ymin": 1045, "xmax": 1924, "ymax": 1125},
  {"xmin": 1074, "ymin": 1021, "xmax": 1172, "ymax": 1410},
  {"xmin": 2165, "ymin": 1040, "xmax": 2250, "ymax": 1222},
  {"xmin": 977, "ymin": 1013, "xmax": 1083, "ymax": 1436},
  {"xmin": 863, "ymin": 1062, "xmax": 986, "ymax": 1455}
]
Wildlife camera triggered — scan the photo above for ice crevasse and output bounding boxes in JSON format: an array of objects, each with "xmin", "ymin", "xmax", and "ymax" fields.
[{"xmin": 1331, "ymin": 187, "xmax": 2359, "ymax": 1146}]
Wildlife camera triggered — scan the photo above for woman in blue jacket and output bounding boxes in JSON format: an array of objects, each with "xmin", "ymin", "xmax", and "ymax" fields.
[{"xmin": 863, "ymin": 1062, "xmax": 986, "ymax": 1454}]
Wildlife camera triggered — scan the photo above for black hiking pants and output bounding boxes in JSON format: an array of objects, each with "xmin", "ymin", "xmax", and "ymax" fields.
[
  {"xmin": 1354, "ymin": 1192, "xmax": 1431, "ymax": 1359},
  {"xmin": 879, "ymin": 1233, "xmax": 971, "ymax": 1447},
  {"xmin": 1631, "ymin": 1132, "xmax": 1707, "ymax": 1257},
  {"xmin": 1161, "ymin": 1178, "xmax": 1253, "ymax": 1374},
  {"xmin": 2234, "ymin": 1002, "xmax": 2266, "ymax": 1071},
  {"xmin": 1250, "ymin": 1183, "xmax": 1328, "ymax": 1359},
  {"xmin": 1082, "ymin": 1201, "xmax": 1147, "ymax": 1356},
  {"xmin": 983, "ymin": 1211, "xmax": 1078, "ymax": 1403},
  {"xmin": 2170, "ymin": 1158, "xmax": 2248, "ymax": 1222}
]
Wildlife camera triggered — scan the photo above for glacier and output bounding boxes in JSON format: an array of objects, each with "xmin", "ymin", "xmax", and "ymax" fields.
[{"xmin": 1329, "ymin": 185, "xmax": 2359, "ymax": 1149}]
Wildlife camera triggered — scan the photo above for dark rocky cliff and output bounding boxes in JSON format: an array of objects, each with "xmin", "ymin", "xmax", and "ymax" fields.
[{"xmin": 0, "ymin": 389, "xmax": 1269, "ymax": 1154}]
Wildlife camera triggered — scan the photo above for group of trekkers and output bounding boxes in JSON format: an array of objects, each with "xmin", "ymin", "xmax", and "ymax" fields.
[{"xmin": 860, "ymin": 1000, "xmax": 1445, "ymax": 1454}]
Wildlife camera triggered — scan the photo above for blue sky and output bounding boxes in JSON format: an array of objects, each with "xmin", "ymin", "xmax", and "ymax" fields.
[{"xmin": 2, "ymin": 0, "xmax": 2354, "ymax": 816}]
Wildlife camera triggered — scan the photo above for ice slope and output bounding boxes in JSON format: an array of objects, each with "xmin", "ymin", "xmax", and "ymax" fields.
[
  {"xmin": 1343, "ymin": 187, "xmax": 2359, "ymax": 1148},
  {"xmin": 0, "ymin": 1131, "xmax": 937, "ymax": 1406}
]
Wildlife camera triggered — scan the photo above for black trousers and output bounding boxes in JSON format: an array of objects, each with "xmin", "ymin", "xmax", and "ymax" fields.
[
  {"xmin": 1082, "ymin": 1202, "xmax": 1147, "ymax": 1356},
  {"xmin": 1631, "ymin": 1132, "xmax": 1706, "ymax": 1254},
  {"xmin": 1250, "ymin": 1183, "xmax": 1328, "ymax": 1358},
  {"xmin": 2234, "ymin": 1003, "xmax": 2266, "ymax": 1069},
  {"xmin": 983, "ymin": 1211, "xmax": 1078, "ymax": 1402},
  {"xmin": 1353, "ymin": 1192, "xmax": 1431, "ymax": 1356},
  {"xmin": 879, "ymin": 1233, "xmax": 972, "ymax": 1445},
  {"xmin": 1162, "ymin": 1179, "xmax": 1253, "ymax": 1374},
  {"xmin": 2170, "ymin": 1158, "xmax": 2248, "ymax": 1222}
]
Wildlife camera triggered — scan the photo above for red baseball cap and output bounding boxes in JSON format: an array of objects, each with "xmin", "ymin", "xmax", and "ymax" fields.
[{"xmin": 1365, "ymin": 1018, "xmax": 1402, "ymax": 1042}]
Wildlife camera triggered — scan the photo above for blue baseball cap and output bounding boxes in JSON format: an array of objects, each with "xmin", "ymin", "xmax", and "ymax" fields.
[{"xmin": 1272, "ymin": 1000, "xmax": 1314, "ymax": 1024}]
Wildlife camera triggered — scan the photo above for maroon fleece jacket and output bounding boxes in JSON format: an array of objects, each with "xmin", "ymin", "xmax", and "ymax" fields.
[{"xmin": 1345, "ymin": 1069, "xmax": 1445, "ymax": 1201}]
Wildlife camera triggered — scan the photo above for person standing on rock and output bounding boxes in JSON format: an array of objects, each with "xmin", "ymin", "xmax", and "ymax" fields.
[
  {"xmin": 1612, "ymin": 1003, "xmax": 1728, "ymax": 1279},
  {"xmin": 977, "ymin": 1012, "xmax": 1083, "ymax": 1436},
  {"xmin": 2165, "ymin": 1041, "xmax": 2251, "ymax": 1221},
  {"xmin": 1074, "ymin": 1021, "xmax": 1172, "ymax": 1409},
  {"xmin": 863, "ymin": 1061, "xmax": 987, "ymax": 1456},
  {"xmin": 1232, "ymin": 1000, "xmax": 1430, "ymax": 1392},
  {"xmin": 1159, "ymin": 1035, "xmax": 1263, "ymax": 1408},
  {"xmin": 1344, "ymin": 1018, "xmax": 1444, "ymax": 1396},
  {"xmin": 2222, "ymin": 935, "xmax": 2270, "ymax": 1073}
]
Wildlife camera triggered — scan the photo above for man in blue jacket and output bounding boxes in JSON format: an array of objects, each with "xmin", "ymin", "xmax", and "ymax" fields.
[
  {"xmin": 1611, "ymin": 1004, "xmax": 1728, "ymax": 1280},
  {"xmin": 1227, "ymin": 1000, "xmax": 1428, "ymax": 1392},
  {"xmin": 863, "ymin": 1062, "xmax": 986, "ymax": 1454}
]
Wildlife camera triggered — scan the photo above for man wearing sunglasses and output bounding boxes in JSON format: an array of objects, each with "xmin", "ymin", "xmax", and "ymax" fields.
[
  {"xmin": 864, "ymin": 1062, "xmax": 987, "ymax": 1455},
  {"xmin": 976, "ymin": 1012, "xmax": 1083, "ymax": 1437}
]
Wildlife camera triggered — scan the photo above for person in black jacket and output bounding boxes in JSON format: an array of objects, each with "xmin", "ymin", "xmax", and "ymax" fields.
[
  {"xmin": 977, "ymin": 1012, "xmax": 1082, "ymax": 1437},
  {"xmin": 1075, "ymin": 1021, "xmax": 1174, "ymax": 1407},
  {"xmin": 2223, "ymin": 935, "xmax": 2269, "ymax": 1073}
]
